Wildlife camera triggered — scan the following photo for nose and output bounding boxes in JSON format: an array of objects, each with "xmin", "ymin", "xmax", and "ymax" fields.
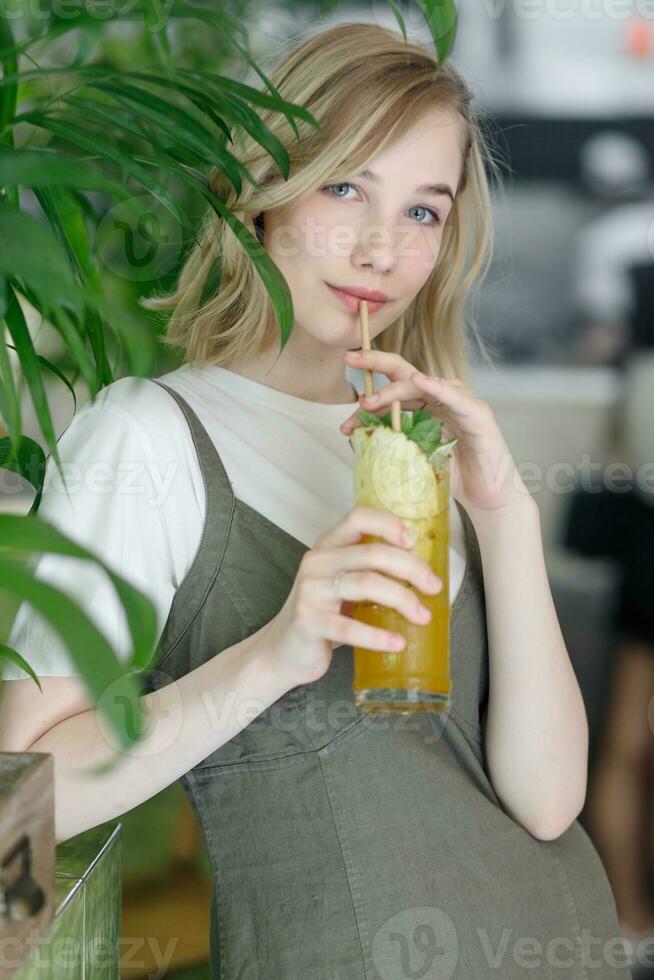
[{"xmin": 351, "ymin": 220, "xmax": 398, "ymax": 275}]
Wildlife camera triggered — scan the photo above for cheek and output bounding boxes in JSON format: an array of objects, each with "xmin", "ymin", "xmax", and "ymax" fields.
[
  {"xmin": 305, "ymin": 196, "xmax": 359, "ymax": 256},
  {"xmin": 403, "ymin": 228, "xmax": 441, "ymax": 283},
  {"xmin": 266, "ymin": 215, "xmax": 310, "ymax": 265},
  {"xmin": 270, "ymin": 197, "xmax": 348, "ymax": 263}
]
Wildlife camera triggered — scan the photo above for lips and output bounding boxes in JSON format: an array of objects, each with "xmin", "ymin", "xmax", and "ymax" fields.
[
  {"xmin": 326, "ymin": 283, "xmax": 390, "ymax": 302},
  {"xmin": 326, "ymin": 283, "xmax": 389, "ymax": 314}
]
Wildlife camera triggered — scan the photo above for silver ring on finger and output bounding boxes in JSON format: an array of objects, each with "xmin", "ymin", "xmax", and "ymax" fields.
[{"xmin": 332, "ymin": 569, "xmax": 347, "ymax": 599}]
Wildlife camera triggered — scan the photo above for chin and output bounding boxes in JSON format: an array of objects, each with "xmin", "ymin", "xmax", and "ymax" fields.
[{"xmin": 307, "ymin": 321, "xmax": 361, "ymax": 348}]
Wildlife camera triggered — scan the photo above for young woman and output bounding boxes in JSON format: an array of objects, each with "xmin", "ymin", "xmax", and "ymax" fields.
[{"xmin": 1, "ymin": 23, "xmax": 632, "ymax": 979}]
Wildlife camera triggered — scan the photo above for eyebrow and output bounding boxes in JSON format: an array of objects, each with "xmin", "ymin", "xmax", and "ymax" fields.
[{"xmin": 356, "ymin": 169, "xmax": 455, "ymax": 203}]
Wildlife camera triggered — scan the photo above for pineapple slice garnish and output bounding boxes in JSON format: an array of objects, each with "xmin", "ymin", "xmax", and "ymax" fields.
[{"xmin": 351, "ymin": 425, "xmax": 444, "ymax": 521}]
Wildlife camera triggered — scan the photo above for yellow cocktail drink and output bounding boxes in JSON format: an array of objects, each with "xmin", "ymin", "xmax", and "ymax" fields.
[{"xmin": 350, "ymin": 422, "xmax": 453, "ymax": 714}]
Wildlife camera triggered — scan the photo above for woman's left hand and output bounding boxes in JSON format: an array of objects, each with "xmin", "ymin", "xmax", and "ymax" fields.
[{"xmin": 341, "ymin": 350, "xmax": 531, "ymax": 518}]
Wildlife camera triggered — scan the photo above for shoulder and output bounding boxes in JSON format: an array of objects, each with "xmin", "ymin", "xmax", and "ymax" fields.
[
  {"xmin": 62, "ymin": 375, "xmax": 193, "ymax": 457},
  {"xmin": 81, "ymin": 374, "xmax": 185, "ymax": 428},
  {"xmin": 37, "ymin": 375, "xmax": 204, "ymax": 539}
]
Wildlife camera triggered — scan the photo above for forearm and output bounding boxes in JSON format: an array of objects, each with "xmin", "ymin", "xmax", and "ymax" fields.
[
  {"xmin": 472, "ymin": 497, "xmax": 589, "ymax": 840},
  {"xmin": 28, "ymin": 622, "xmax": 291, "ymax": 844}
]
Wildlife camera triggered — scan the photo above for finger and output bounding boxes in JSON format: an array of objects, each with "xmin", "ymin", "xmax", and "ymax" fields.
[
  {"xmin": 354, "ymin": 374, "xmax": 457, "ymax": 415},
  {"xmin": 411, "ymin": 373, "xmax": 478, "ymax": 418},
  {"xmin": 358, "ymin": 379, "xmax": 422, "ymax": 410},
  {"xmin": 322, "ymin": 612, "xmax": 406, "ymax": 653},
  {"xmin": 339, "ymin": 393, "xmax": 427, "ymax": 434},
  {"xmin": 344, "ymin": 349, "xmax": 410, "ymax": 378},
  {"xmin": 310, "ymin": 540, "xmax": 439, "ymax": 594},
  {"xmin": 321, "ymin": 568, "xmax": 434, "ymax": 627},
  {"xmin": 314, "ymin": 505, "xmax": 410, "ymax": 551}
]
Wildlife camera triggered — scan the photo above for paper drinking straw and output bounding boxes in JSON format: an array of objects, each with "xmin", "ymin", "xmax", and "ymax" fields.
[
  {"xmin": 358, "ymin": 299, "xmax": 402, "ymax": 433},
  {"xmin": 358, "ymin": 299, "xmax": 374, "ymax": 397}
]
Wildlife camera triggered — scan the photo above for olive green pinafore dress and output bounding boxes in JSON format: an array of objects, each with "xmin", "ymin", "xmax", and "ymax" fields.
[{"xmin": 140, "ymin": 379, "xmax": 631, "ymax": 980}]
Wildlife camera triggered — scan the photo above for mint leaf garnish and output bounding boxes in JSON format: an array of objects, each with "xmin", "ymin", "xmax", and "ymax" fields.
[
  {"xmin": 355, "ymin": 408, "xmax": 457, "ymax": 458},
  {"xmin": 429, "ymin": 437, "xmax": 459, "ymax": 463},
  {"xmin": 356, "ymin": 410, "xmax": 385, "ymax": 426}
]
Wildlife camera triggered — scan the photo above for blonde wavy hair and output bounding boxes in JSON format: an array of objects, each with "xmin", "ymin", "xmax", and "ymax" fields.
[{"xmin": 141, "ymin": 22, "xmax": 504, "ymax": 387}]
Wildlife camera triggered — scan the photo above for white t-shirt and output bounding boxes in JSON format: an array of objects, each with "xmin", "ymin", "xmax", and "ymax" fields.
[{"xmin": 3, "ymin": 363, "xmax": 467, "ymax": 680}]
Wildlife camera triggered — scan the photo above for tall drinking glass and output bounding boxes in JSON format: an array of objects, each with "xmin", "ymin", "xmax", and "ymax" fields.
[{"xmin": 350, "ymin": 424, "xmax": 453, "ymax": 714}]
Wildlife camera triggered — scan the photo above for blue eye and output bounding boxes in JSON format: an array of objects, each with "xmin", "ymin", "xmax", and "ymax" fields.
[
  {"xmin": 323, "ymin": 182, "xmax": 441, "ymax": 226},
  {"xmin": 327, "ymin": 182, "xmax": 354, "ymax": 198},
  {"xmin": 408, "ymin": 205, "xmax": 441, "ymax": 226}
]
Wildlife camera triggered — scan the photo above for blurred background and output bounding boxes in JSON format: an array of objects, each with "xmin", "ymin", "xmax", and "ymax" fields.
[{"xmin": 1, "ymin": 0, "xmax": 653, "ymax": 976}]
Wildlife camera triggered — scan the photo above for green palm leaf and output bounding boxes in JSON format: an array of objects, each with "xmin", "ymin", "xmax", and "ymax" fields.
[
  {"xmin": 126, "ymin": 70, "xmax": 291, "ymax": 178},
  {"xmin": 2, "ymin": 285, "xmax": 61, "ymax": 479},
  {"xmin": 0, "ymin": 146, "xmax": 129, "ymax": 199},
  {"xmin": 387, "ymin": 0, "xmax": 408, "ymax": 41},
  {"xmin": 33, "ymin": 186, "xmax": 113, "ymax": 388},
  {"xmin": 0, "ymin": 435, "xmax": 46, "ymax": 514},
  {"xmin": 4, "ymin": 344, "xmax": 78, "ymax": 415},
  {"xmin": 19, "ymin": 110, "xmax": 197, "ymax": 239},
  {"xmin": 418, "ymin": 0, "xmax": 459, "ymax": 64},
  {"xmin": 0, "ymin": 644, "xmax": 42, "ymax": 691},
  {"xmin": 0, "ymin": 291, "xmax": 22, "ymax": 470},
  {"xmin": 0, "ymin": 514, "xmax": 159, "ymax": 677},
  {"xmin": 0, "ymin": 203, "xmax": 84, "ymax": 315},
  {"xmin": 0, "ymin": 556, "xmax": 147, "ymax": 756}
]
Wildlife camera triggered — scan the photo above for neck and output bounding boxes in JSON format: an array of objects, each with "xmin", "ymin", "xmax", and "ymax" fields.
[{"xmin": 224, "ymin": 341, "xmax": 359, "ymax": 405}]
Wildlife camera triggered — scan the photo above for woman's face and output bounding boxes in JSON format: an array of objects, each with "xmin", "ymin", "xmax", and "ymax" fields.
[{"xmin": 262, "ymin": 107, "xmax": 465, "ymax": 351}]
